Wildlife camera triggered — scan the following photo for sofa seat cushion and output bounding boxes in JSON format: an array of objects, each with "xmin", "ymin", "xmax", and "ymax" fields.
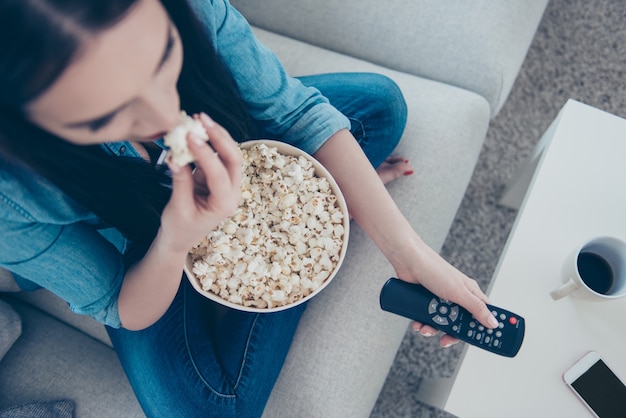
[
  {"xmin": 0, "ymin": 297, "xmax": 143, "ymax": 418},
  {"xmin": 0, "ymin": 400, "xmax": 74, "ymax": 418},
  {"xmin": 0, "ymin": 269, "xmax": 19, "ymax": 293},
  {"xmin": 11, "ymin": 290, "xmax": 111, "ymax": 347},
  {"xmin": 0, "ymin": 300, "xmax": 20, "ymax": 362}
]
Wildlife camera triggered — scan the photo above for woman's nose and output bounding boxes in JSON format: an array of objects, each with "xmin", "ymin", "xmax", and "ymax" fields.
[{"xmin": 134, "ymin": 86, "xmax": 181, "ymax": 134}]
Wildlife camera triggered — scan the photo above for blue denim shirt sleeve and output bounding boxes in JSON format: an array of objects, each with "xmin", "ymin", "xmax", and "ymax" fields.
[
  {"xmin": 188, "ymin": 0, "xmax": 351, "ymax": 155},
  {"xmin": 0, "ymin": 162, "xmax": 125, "ymax": 327}
]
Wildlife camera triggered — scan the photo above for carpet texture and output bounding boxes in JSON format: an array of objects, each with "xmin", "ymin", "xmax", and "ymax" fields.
[{"xmin": 372, "ymin": 0, "xmax": 626, "ymax": 416}]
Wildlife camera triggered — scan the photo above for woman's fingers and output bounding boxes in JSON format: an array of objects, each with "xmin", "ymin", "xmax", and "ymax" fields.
[
  {"xmin": 160, "ymin": 115, "xmax": 244, "ymax": 252},
  {"xmin": 167, "ymin": 113, "xmax": 242, "ymax": 213},
  {"xmin": 166, "ymin": 159, "xmax": 194, "ymax": 208},
  {"xmin": 412, "ymin": 322, "xmax": 460, "ymax": 347},
  {"xmin": 194, "ymin": 113, "xmax": 243, "ymax": 185},
  {"xmin": 198, "ymin": 113, "xmax": 242, "ymax": 169},
  {"xmin": 439, "ymin": 334, "xmax": 460, "ymax": 348},
  {"xmin": 410, "ymin": 278, "xmax": 497, "ymax": 348},
  {"xmin": 190, "ymin": 115, "xmax": 241, "ymax": 190},
  {"xmin": 181, "ymin": 114, "xmax": 242, "ymax": 220},
  {"xmin": 458, "ymin": 285, "xmax": 499, "ymax": 330}
]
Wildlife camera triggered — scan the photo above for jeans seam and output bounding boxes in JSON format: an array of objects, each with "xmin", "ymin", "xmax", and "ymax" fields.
[
  {"xmin": 183, "ymin": 285, "xmax": 236, "ymax": 399},
  {"xmin": 232, "ymin": 313, "xmax": 260, "ymax": 392},
  {"xmin": 349, "ymin": 116, "xmax": 367, "ymax": 147}
]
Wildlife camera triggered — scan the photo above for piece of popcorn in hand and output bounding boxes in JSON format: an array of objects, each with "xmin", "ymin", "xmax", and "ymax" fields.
[{"xmin": 163, "ymin": 111, "xmax": 209, "ymax": 167}]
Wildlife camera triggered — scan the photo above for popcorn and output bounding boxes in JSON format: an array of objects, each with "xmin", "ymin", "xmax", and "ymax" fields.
[
  {"xmin": 163, "ymin": 111, "xmax": 209, "ymax": 166},
  {"xmin": 189, "ymin": 143, "xmax": 346, "ymax": 309}
]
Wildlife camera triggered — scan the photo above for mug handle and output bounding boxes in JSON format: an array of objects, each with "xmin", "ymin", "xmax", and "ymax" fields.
[{"xmin": 550, "ymin": 278, "xmax": 579, "ymax": 301}]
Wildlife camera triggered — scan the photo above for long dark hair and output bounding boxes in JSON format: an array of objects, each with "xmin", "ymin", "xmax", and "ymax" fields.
[{"xmin": 0, "ymin": 0, "xmax": 253, "ymax": 247}]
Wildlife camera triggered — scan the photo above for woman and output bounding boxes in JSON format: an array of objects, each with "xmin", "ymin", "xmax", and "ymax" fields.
[{"xmin": 0, "ymin": 0, "xmax": 498, "ymax": 416}]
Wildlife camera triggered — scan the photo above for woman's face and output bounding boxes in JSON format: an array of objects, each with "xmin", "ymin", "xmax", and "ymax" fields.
[{"xmin": 27, "ymin": 0, "xmax": 183, "ymax": 145}]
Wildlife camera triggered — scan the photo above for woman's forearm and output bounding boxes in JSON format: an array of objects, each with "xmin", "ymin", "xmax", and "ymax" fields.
[
  {"xmin": 117, "ymin": 228, "xmax": 188, "ymax": 330},
  {"xmin": 314, "ymin": 129, "xmax": 498, "ymax": 336},
  {"xmin": 313, "ymin": 129, "xmax": 424, "ymax": 269}
]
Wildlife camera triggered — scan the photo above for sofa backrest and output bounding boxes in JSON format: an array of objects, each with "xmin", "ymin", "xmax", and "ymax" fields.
[{"xmin": 229, "ymin": 0, "xmax": 549, "ymax": 116}]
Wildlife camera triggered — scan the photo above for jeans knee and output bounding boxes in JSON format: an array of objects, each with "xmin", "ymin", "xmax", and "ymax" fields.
[{"xmin": 365, "ymin": 73, "xmax": 408, "ymax": 143}]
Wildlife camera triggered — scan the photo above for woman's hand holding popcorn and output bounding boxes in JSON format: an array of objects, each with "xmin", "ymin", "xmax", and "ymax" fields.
[
  {"xmin": 118, "ymin": 114, "xmax": 243, "ymax": 330},
  {"xmin": 161, "ymin": 113, "xmax": 243, "ymax": 254}
]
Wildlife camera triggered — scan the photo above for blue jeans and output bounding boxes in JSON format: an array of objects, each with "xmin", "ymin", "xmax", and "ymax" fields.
[
  {"xmin": 298, "ymin": 72, "xmax": 407, "ymax": 168},
  {"xmin": 106, "ymin": 72, "xmax": 407, "ymax": 418}
]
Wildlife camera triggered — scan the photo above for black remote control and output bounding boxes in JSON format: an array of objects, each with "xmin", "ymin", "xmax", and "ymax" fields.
[{"xmin": 379, "ymin": 278, "xmax": 525, "ymax": 357}]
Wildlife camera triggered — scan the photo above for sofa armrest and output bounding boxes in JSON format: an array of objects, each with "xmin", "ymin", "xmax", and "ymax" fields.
[{"xmin": 230, "ymin": 0, "xmax": 549, "ymax": 115}]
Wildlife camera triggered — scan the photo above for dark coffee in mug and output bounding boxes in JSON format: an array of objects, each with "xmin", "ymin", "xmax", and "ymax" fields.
[{"xmin": 577, "ymin": 251, "xmax": 615, "ymax": 295}]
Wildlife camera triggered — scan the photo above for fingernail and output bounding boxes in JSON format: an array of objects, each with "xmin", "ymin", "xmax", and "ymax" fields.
[
  {"xmin": 443, "ymin": 343, "xmax": 454, "ymax": 348},
  {"xmin": 404, "ymin": 170, "xmax": 414, "ymax": 176},
  {"xmin": 167, "ymin": 159, "xmax": 181, "ymax": 173},
  {"xmin": 422, "ymin": 331, "xmax": 433, "ymax": 337},
  {"xmin": 200, "ymin": 113, "xmax": 216, "ymax": 127},
  {"xmin": 488, "ymin": 315, "xmax": 499, "ymax": 328},
  {"xmin": 412, "ymin": 323, "xmax": 421, "ymax": 332}
]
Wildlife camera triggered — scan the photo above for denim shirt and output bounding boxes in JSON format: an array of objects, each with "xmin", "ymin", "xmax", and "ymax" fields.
[{"xmin": 0, "ymin": 0, "xmax": 350, "ymax": 328}]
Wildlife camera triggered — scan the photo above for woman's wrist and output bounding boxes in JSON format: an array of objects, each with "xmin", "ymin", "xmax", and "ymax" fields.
[
  {"xmin": 118, "ymin": 228, "xmax": 190, "ymax": 329},
  {"xmin": 382, "ymin": 227, "xmax": 432, "ymax": 279},
  {"xmin": 152, "ymin": 225, "xmax": 192, "ymax": 261}
]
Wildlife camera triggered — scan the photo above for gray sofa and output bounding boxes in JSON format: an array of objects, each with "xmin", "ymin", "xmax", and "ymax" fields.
[{"xmin": 0, "ymin": 0, "xmax": 549, "ymax": 416}]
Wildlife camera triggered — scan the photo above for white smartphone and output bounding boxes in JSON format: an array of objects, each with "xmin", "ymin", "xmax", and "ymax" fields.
[{"xmin": 563, "ymin": 351, "xmax": 626, "ymax": 418}]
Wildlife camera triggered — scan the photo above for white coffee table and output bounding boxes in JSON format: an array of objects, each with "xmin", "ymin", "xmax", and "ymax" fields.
[{"xmin": 416, "ymin": 99, "xmax": 626, "ymax": 417}]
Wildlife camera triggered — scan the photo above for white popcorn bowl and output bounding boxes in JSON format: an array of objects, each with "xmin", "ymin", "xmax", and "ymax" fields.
[{"xmin": 184, "ymin": 139, "xmax": 350, "ymax": 313}]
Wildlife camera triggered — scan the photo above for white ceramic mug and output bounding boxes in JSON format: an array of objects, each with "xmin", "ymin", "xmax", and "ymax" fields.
[{"xmin": 550, "ymin": 236, "xmax": 626, "ymax": 301}]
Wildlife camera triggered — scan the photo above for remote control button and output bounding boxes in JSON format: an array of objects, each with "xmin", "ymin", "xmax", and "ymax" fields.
[
  {"xmin": 476, "ymin": 333, "xmax": 483, "ymax": 340},
  {"xmin": 498, "ymin": 322, "xmax": 505, "ymax": 329},
  {"xmin": 467, "ymin": 330, "xmax": 474, "ymax": 338},
  {"xmin": 478, "ymin": 325, "xmax": 485, "ymax": 332},
  {"xmin": 469, "ymin": 321, "xmax": 477, "ymax": 328},
  {"xmin": 438, "ymin": 305, "xmax": 449, "ymax": 315},
  {"xmin": 485, "ymin": 336, "xmax": 492, "ymax": 344},
  {"xmin": 433, "ymin": 315, "xmax": 449, "ymax": 326},
  {"xmin": 452, "ymin": 325, "xmax": 459, "ymax": 332},
  {"xmin": 509, "ymin": 317, "xmax": 518, "ymax": 325},
  {"xmin": 486, "ymin": 329, "xmax": 493, "ymax": 334},
  {"xmin": 428, "ymin": 299, "xmax": 438, "ymax": 314},
  {"xmin": 492, "ymin": 310, "xmax": 498, "ymax": 317},
  {"xmin": 449, "ymin": 306, "xmax": 459, "ymax": 322},
  {"xmin": 499, "ymin": 313, "xmax": 506, "ymax": 321},
  {"xmin": 494, "ymin": 339, "xmax": 500, "ymax": 346},
  {"xmin": 496, "ymin": 331, "xmax": 502, "ymax": 338}
]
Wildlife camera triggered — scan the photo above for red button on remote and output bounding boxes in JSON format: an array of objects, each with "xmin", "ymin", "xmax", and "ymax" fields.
[{"xmin": 509, "ymin": 317, "xmax": 518, "ymax": 325}]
